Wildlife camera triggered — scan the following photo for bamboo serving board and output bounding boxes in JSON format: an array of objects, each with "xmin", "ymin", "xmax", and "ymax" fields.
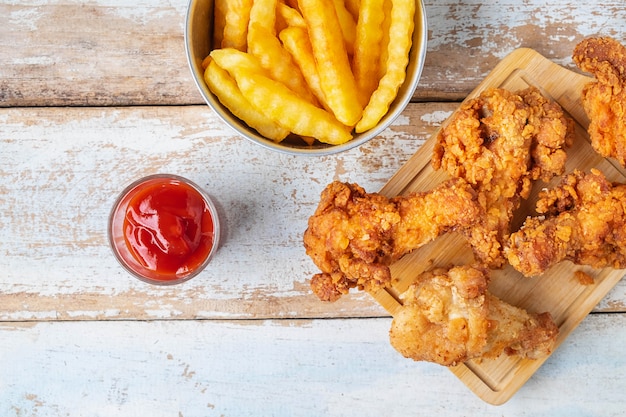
[{"xmin": 370, "ymin": 48, "xmax": 626, "ymax": 405}]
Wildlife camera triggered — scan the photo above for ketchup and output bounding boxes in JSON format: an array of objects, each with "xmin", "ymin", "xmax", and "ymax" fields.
[{"xmin": 109, "ymin": 175, "xmax": 219, "ymax": 284}]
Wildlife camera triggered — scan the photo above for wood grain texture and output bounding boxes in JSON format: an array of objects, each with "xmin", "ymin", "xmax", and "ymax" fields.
[
  {"xmin": 1, "ymin": 315, "xmax": 625, "ymax": 417},
  {"xmin": 0, "ymin": 0, "xmax": 197, "ymax": 107},
  {"xmin": 0, "ymin": 103, "xmax": 429, "ymax": 321},
  {"xmin": 1, "ymin": 1, "xmax": 626, "ymax": 106},
  {"xmin": 2, "ymin": 0, "xmax": 626, "ymax": 411},
  {"xmin": 1, "ymin": 102, "xmax": 624, "ymax": 322},
  {"xmin": 421, "ymin": 1, "xmax": 626, "ymax": 100}
]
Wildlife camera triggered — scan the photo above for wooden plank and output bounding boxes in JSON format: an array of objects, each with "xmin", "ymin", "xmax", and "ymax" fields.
[
  {"xmin": 2, "ymin": 1, "xmax": 626, "ymax": 106},
  {"xmin": 372, "ymin": 48, "xmax": 626, "ymax": 404},
  {"xmin": 1, "ymin": 315, "xmax": 625, "ymax": 416},
  {"xmin": 1, "ymin": 102, "xmax": 624, "ymax": 321},
  {"xmin": 0, "ymin": 103, "xmax": 433, "ymax": 321},
  {"xmin": 420, "ymin": 1, "xmax": 626, "ymax": 100},
  {"xmin": 0, "ymin": 0, "xmax": 201, "ymax": 107}
]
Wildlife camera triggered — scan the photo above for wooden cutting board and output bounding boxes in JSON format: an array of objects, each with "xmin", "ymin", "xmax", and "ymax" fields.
[{"xmin": 370, "ymin": 48, "xmax": 626, "ymax": 405}]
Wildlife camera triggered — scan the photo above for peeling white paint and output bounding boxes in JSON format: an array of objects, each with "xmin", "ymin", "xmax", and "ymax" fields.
[
  {"xmin": 66, "ymin": 309, "xmax": 122, "ymax": 318},
  {"xmin": 144, "ymin": 308, "xmax": 184, "ymax": 318},
  {"xmin": 391, "ymin": 114, "xmax": 411, "ymax": 126},
  {"xmin": 10, "ymin": 56, "xmax": 57, "ymax": 66},
  {"xmin": 420, "ymin": 110, "xmax": 454, "ymax": 125},
  {"xmin": 1, "ymin": 317, "xmax": 625, "ymax": 415},
  {"xmin": 9, "ymin": 8, "xmax": 42, "ymax": 31},
  {"xmin": 9, "ymin": 311, "xmax": 58, "ymax": 320}
]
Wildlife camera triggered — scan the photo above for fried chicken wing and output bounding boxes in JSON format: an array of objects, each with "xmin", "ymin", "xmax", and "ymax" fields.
[
  {"xmin": 506, "ymin": 169, "xmax": 626, "ymax": 277},
  {"xmin": 303, "ymin": 179, "xmax": 481, "ymax": 301},
  {"xmin": 389, "ymin": 265, "xmax": 559, "ymax": 366},
  {"xmin": 573, "ymin": 37, "xmax": 626, "ymax": 166},
  {"xmin": 432, "ymin": 87, "xmax": 574, "ymax": 268}
]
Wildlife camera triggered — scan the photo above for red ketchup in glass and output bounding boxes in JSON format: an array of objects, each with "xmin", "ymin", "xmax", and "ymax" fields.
[{"xmin": 109, "ymin": 175, "xmax": 220, "ymax": 284}]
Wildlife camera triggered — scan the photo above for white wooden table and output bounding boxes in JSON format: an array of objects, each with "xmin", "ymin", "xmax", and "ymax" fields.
[{"xmin": 1, "ymin": 1, "xmax": 625, "ymax": 415}]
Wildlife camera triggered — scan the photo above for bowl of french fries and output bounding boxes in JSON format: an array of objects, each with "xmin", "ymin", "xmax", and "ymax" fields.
[{"xmin": 185, "ymin": 0, "xmax": 427, "ymax": 155}]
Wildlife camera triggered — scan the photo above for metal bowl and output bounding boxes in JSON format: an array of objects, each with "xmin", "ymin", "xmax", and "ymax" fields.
[{"xmin": 185, "ymin": 0, "xmax": 428, "ymax": 155}]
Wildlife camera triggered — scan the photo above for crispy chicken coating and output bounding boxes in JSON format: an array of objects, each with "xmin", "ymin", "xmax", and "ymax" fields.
[
  {"xmin": 389, "ymin": 265, "xmax": 559, "ymax": 366},
  {"xmin": 303, "ymin": 179, "xmax": 482, "ymax": 301},
  {"xmin": 573, "ymin": 37, "xmax": 626, "ymax": 166},
  {"xmin": 432, "ymin": 87, "xmax": 574, "ymax": 268},
  {"xmin": 506, "ymin": 169, "xmax": 626, "ymax": 276}
]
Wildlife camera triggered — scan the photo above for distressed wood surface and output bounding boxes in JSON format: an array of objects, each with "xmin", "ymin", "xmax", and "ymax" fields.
[
  {"xmin": 1, "ymin": 0, "xmax": 626, "ymax": 106},
  {"xmin": 1, "ymin": 0, "xmax": 626, "ymax": 413},
  {"xmin": 0, "ymin": 103, "xmax": 432, "ymax": 321},
  {"xmin": 2, "ymin": 315, "xmax": 625, "ymax": 416},
  {"xmin": 1, "ymin": 103, "xmax": 624, "ymax": 321}
]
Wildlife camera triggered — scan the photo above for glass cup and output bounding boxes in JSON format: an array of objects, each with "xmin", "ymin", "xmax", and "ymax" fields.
[{"xmin": 108, "ymin": 174, "xmax": 220, "ymax": 285}]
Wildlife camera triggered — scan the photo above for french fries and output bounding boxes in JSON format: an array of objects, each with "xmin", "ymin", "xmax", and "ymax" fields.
[
  {"xmin": 220, "ymin": 0, "xmax": 253, "ymax": 50},
  {"xmin": 344, "ymin": 0, "xmax": 361, "ymax": 21},
  {"xmin": 248, "ymin": 0, "xmax": 277, "ymax": 34},
  {"xmin": 248, "ymin": 23, "xmax": 318, "ymax": 104},
  {"xmin": 332, "ymin": 0, "xmax": 357, "ymax": 56},
  {"xmin": 204, "ymin": 59, "xmax": 290, "ymax": 142},
  {"xmin": 276, "ymin": 3, "xmax": 306, "ymax": 30},
  {"xmin": 378, "ymin": 0, "xmax": 393, "ymax": 78},
  {"xmin": 212, "ymin": 49, "xmax": 351, "ymax": 144},
  {"xmin": 205, "ymin": 0, "xmax": 417, "ymax": 146},
  {"xmin": 213, "ymin": 0, "xmax": 227, "ymax": 49},
  {"xmin": 356, "ymin": 0, "xmax": 415, "ymax": 132},
  {"xmin": 210, "ymin": 47, "xmax": 266, "ymax": 75},
  {"xmin": 279, "ymin": 26, "xmax": 328, "ymax": 110},
  {"xmin": 299, "ymin": 0, "xmax": 362, "ymax": 126},
  {"xmin": 353, "ymin": 0, "xmax": 385, "ymax": 105},
  {"xmin": 236, "ymin": 70, "xmax": 353, "ymax": 145}
]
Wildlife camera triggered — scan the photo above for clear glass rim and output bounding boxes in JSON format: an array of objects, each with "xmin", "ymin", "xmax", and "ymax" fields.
[{"xmin": 107, "ymin": 174, "xmax": 221, "ymax": 285}]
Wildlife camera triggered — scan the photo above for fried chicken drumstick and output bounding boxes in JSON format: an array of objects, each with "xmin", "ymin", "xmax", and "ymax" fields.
[
  {"xmin": 303, "ymin": 179, "xmax": 481, "ymax": 301},
  {"xmin": 389, "ymin": 265, "xmax": 559, "ymax": 366},
  {"xmin": 506, "ymin": 169, "xmax": 626, "ymax": 277},
  {"xmin": 573, "ymin": 37, "xmax": 626, "ymax": 166},
  {"xmin": 432, "ymin": 87, "xmax": 574, "ymax": 268}
]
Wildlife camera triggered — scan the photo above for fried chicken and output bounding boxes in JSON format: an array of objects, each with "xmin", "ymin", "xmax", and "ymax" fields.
[
  {"xmin": 506, "ymin": 169, "xmax": 626, "ymax": 277},
  {"xmin": 389, "ymin": 265, "xmax": 559, "ymax": 366},
  {"xmin": 432, "ymin": 87, "xmax": 574, "ymax": 268},
  {"xmin": 573, "ymin": 37, "xmax": 626, "ymax": 166},
  {"xmin": 303, "ymin": 179, "xmax": 482, "ymax": 301}
]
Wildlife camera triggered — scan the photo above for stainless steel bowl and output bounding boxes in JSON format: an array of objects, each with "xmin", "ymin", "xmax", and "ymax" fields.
[{"xmin": 185, "ymin": 0, "xmax": 428, "ymax": 155}]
